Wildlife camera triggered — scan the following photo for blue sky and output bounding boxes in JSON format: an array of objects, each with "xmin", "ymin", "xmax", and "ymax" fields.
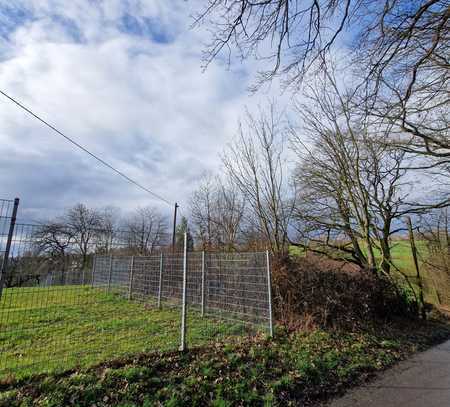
[{"xmin": 0, "ymin": 0, "xmax": 268, "ymax": 222}]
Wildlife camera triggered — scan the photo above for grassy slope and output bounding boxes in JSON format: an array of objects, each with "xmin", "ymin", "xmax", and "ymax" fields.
[
  {"xmin": 0, "ymin": 286, "xmax": 252, "ymax": 379},
  {"xmin": 1, "ymin": 319, "xmax": 449, "ymax": 406}
]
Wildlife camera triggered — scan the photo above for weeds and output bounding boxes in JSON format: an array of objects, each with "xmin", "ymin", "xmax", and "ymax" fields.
[{"xmin": 1, "ymin": 318, "xmax": 449, "ymax": 406}]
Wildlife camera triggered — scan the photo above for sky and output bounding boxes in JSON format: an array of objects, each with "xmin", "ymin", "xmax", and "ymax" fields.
[
  {"xmin": 0, "ymin": 0, "xmax": 277, "ymax": 223},
  {"xmin": 1, "ymin": 1, "xmax": 441, "ymax": 229}
]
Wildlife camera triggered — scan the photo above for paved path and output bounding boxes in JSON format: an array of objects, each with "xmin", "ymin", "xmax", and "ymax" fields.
[{"xmin": 329, "ymin": 340, "xmax": 450, "ymax": 407}]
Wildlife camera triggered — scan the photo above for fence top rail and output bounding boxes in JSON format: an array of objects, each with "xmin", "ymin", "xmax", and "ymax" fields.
[{"xmin": 95, "ymin": 251, "xmax": 269, "ymax": 259}]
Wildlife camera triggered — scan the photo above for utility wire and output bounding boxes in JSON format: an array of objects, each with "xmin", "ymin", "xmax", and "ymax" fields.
[{"xmin": 0, "ymin": 89, "xmax": 173, "ymax": 206}]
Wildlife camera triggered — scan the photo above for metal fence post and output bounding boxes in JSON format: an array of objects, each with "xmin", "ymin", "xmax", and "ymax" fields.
[
  {"xmin": 128, "ymin": 256, "xmax": 135, "ymax": 300},
  {"xmin": 158, "ymin": 252, "xmax": 163, "ymax": 308},
  {"xmin": 91, "ymin": 255, "xmax": 96, "ymax": 288},
  {"xmin": 201, "ymin": 250, "xmax": 206, "ymax": 317},
  {"xmin": 179, "ymin": 232, "xmax": 188, "ymax": 351},
  {"xmin": 265, "ymin": 250, "xmax": 274, "ymax": 337},
  {"xmin": 107, "ymin": 255, "xmax": 113, "ymax": 292},
  {"xmin": 0, "ymin": 198, "xmax": 19, "ymax": 300}
]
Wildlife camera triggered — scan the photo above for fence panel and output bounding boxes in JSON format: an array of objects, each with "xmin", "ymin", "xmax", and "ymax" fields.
[
  {"xmin": 0, "ymin": 199, "xmax": 16, "ymax": 265},
  {"xmin": 0, "ymin": 216, "xmax": 272, "ymax": 379},
  {"xmin": 179, "ymin": 251, "xmax": 271, "ymax": 348}
]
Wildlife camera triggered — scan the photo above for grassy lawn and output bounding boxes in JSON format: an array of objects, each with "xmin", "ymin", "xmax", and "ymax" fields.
[
  {"xmin": 1, "ymin": 318, "xmax": 449, "ymax": 406},
  {"xmin": 0, "ymin": 286, "xmax": 254, "ymax": 379}
]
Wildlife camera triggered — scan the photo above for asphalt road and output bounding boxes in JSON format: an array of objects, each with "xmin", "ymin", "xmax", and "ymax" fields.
[{"xmin": 329, "ymin": 339, "xmax": 450, "ymax": 407}]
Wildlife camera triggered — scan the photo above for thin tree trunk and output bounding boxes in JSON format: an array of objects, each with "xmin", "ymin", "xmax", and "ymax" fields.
[{"xmin": 406, "ymin": 216, "xmax": 426, "ymax": 319}]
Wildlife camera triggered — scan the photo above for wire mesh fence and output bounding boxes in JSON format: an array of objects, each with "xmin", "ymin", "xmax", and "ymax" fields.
[
  {"xmin": 0, "ymin": 199, "xmax": 16, "ymax": 261},
  {"xmin": 91, "ymin": 250, "xmax": 272, "ymax": 345},
  {"xmin": 0, "ymin": 199, "xmax": 273, "ymax": 379}
]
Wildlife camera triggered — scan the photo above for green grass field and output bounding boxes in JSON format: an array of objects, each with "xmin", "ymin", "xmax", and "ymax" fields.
[
  {"xmin": 0, "ymin": 286, "xmax": 253, "ymax": 379},
  {"xmin": 378, "ymin": 240, "xmax": 427, "ymax": 274},
  {"xmin": 367, "ymin": 240, "xmax": 437, "ymax": 301},
  {"xmin": 290, "ymin": 240, "xmax": 427, "ymax": 273},
  {"xmin": 290, "ymin": 240, "xmax": 441, "ymax": 303}
]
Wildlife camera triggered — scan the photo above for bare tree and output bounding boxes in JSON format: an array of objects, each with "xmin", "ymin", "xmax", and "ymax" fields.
[
  {"xmin": 215, "ymin": 180, "xmax": 246, "ymax": 250},
  {"xmin": 190, "ymin": 175, "xmax": 245, "ymax": 251},
  {"xmin": 196, "ymin": 1, "xmax": 450, "ymax": 160},
  {"xmin": 195, "ymin": 0, "xmax": 352, "ymax": 86},
  {"xmin": 222, "ymin": 104, "xmax": 294, "ymax": 255},
  {"xmin": 419, "ymin": 208, "xmax": 450, "ymax": 264},
  {"xmin": 290, "ymin": 68, "xmax": 428, "ymax": 274},
  {"xmin": 190, "ymin": 173, "xmax": 219, "ymax": 250},
  {"xmin": 124, "ymin": 207, "xmax": 168, "ymax": 255},
  {"xmin": 64, "ymin": 204, "xmax": 103, "ymax": 269},
  {"xmin": 31, "ymin": 222, "xmax": 77, "ymax": 283},
  {"xmin": 96, "ymin": 206, "xmax": 121, "ymax": 254},
  {"xmin": 33, "ymin": 222, "xmax": 75, "ymax": 259}
]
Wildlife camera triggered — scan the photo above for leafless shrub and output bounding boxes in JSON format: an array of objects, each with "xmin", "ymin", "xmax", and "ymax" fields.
[{"xmin": 271, "ymin": 255, "xmax": 418, "ymax": 331}]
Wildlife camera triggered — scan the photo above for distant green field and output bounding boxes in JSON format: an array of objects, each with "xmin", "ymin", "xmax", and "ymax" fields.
[
  {"xmin": 379, "ymin": 240, "xmax": 428, "ymax": 275},
  {"xmin": 290, "ymin": 240, "xmax": 440, "ymax": 301},
  {"xmin": 0, "ymin": 286, "xmax": 250, "ymax": 379},
  {"xmin": 290, "ymin": 240, "xmax": 427, "ymax": 274}
]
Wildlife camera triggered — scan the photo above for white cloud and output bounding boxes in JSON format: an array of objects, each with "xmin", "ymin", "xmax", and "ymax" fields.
[{"xmin": 0, "ymin": 0, "xmax": 264, "ymax": 222}]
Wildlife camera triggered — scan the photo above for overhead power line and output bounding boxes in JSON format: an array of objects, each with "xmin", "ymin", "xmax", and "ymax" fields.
[{"xmin": 0, "ymin": 89, "xmax": 173, "ymax": 206}]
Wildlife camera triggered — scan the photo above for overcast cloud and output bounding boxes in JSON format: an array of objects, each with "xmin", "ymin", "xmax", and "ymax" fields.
[{"xmin": 0, "ymin": 0, "xmax": 279, "ymax": 222}]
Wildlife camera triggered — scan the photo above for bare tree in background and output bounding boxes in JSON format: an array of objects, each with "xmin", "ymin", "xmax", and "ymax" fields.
[
  {"xmin": 196, "ymin": 0, "xmax": 450, "ymax": 161},
  {"xmin": 64, "ymin": 204, "xmax": 103, "ymax": 269},
  {"xmin": 31, "ymin": 222, "xmax": 77, "ymax": 284},
  {"xmin": 34, "ymin": 222, "xmax": 76, "ymax": 260},
  {"xmin": 222, "ymin": 104, "xmax": 294, "ymax": 255},
  {"xmin": 190, "ymin": 173, "xmax": 218, "ymax": 250},
  {"xmin": 96, "ymin": 206, "xmax": 121, "ymax": 254},
  {"xmin": 124, "ymin": 207, "xmax": 167, "ymax": 255},
  {"xmin": 215, "ymin": 180, "xmax": 246, "ymax": 250},
  {"xmin": 190, "ymin": 174, "xmax": 245, "ymax": 251}
]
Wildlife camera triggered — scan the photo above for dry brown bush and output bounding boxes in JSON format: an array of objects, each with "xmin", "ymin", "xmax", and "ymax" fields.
[{"xmin": 272, "ymin": 254, "xmax": 418, "ymax": 331}]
